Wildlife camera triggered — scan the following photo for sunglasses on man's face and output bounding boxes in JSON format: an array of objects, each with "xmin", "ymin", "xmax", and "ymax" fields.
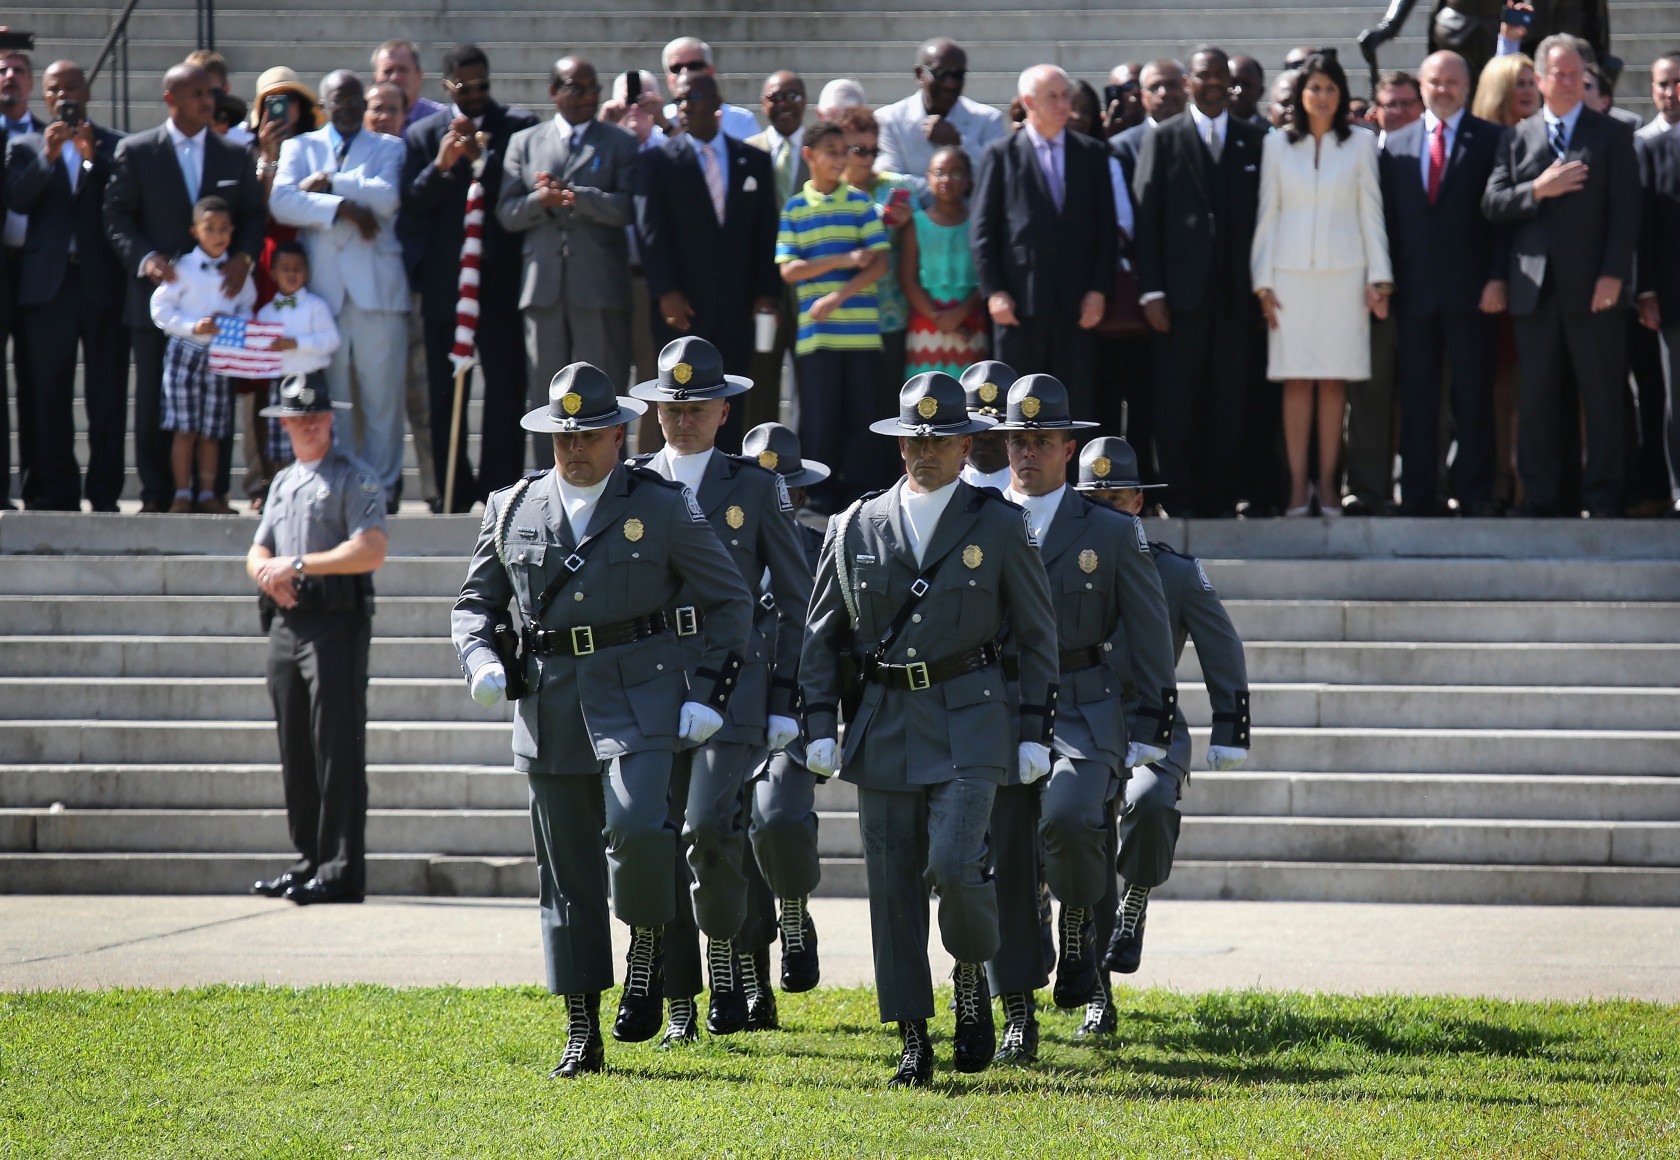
[
  {"xmin": 445, "ymin": 78, "xmax": 491, "ymax": 94},
  {"xmin": 847, "ymin": 145, "xmax": 879, "ymax": 157},
  {"xmin": 670, "ymin": 60, "xmax": 709, "ymax": 74},
  {"xmin": 921, "ymin": 67, "xmax": 967, "ymax": 84},
  {"xmin": 765, "ymin": 91, "xmax": 805, "ymax": 104}
]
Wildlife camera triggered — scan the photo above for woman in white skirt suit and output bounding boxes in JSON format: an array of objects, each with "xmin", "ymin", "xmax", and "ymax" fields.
[{"xmin": 1250, "ymin": 51, "xmax": 1392, "ymax": 516}]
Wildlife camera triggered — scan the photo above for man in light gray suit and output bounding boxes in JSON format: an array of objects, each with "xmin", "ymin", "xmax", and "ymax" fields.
[
  {"xmin": 453, "ymin": 362, "xmax": 753, "ymax": 1078},
  {"xmin": 800, "ymin": 371, "xmax": 1058, "ymax": 1087},
  {"xmin": 498, "ymin": 56, "xmax": 640, "ymax": 464},
  {"xmin": 271, "ymin": 70, "xmax": 410, "ymax": 501}
]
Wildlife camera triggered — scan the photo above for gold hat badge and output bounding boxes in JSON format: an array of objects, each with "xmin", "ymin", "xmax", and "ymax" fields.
[
  {"xmin": 672, "ymin": 362, "xmax": 693, "ymax": 385},
  {"xmin": 757, "ymin": 450, "xmax": 779, "ymax": 470},
  {"xmin": 916, "ymin": 396, "xmax": 939, "ymax": 419},
  {"xmin": 561, "ymin": 392, "xmax": 583, "ymax": 415},
  {"xmin": 1019, "ymin": 396, "xmax": 1041, "ymax": 419},
  {"xmin": 1092, "ymin": 456, "xmax": 1112, "ymax": 478},
  {"xmin": 978, "ymin": 382, "xmax": 998, "ymax": 403}
]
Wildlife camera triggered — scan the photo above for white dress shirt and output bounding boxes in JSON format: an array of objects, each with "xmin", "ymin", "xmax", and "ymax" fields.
[
  {"xmin": 1022, "ymin": 122, "xmax": 1066, "ymax": 206},
  {"xmin": 558, "ymin": 473, "xmax": 610, "ymax": 540},
  {"xmin": 166, "ymin": 118, "xmax": 208, "ymax": 202},
  {"xmin": 255, "ymin": 286, "xmax": 341, "ymax": 375},
  {"xmin": 875, "ymin": 91, "xmax": 1007, "ymax": 184},
  {"xmin": 656, "ymin": 445, "xmax": 714, "ymax": 494},
  {"xmin": 1419, "ymin": 108, "xmax": 1465, "ymax": 189},
  {"xmin": 960, "ymin": 463, "xmax": 1012, "ymax": 493},
  {"xmin": 1189, "ymin": 104, "xmax": 1230, "ymax": 159},
  {"xmin": 149, "ymin": 245, "xmax": 257, "ymax": 342},
  {"xmin": 1005, "ymin": 484, "xmax": 1064, "ymax": 545},
  {"xmin": 899, "ymin": 477, "xmax": 959, "ymax": 566}
]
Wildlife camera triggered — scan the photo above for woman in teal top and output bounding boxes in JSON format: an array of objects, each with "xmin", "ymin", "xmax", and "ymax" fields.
[{"xmin": 899, "ymin": 146, "xmax": 986, "ymax": 377}]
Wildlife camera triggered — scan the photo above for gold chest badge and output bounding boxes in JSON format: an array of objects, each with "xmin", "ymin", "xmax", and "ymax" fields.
[
  {"xmin": 623, "ymin": 518, "xmax": 644, "ymax": 542},
  {"xmin": 1079, "ymin": 549, "xmax": 1099, "ymax": 573},
  {"xmin": 725, "ymin": 505, "xmax": 745, "ymax": 529},
  {"xmin": 962, "ymin": 544, "xmax": 983, "ymax": 569}
]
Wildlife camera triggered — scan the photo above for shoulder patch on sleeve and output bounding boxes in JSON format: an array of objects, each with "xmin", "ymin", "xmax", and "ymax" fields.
[
  {"xmin": 1021, "ymin": 507, "xmax": 1038, "ymax": 547},
  {"xmin": 1195, "ymin": 560, "xmax": 1215, "ymax": 592},
  {"xmin": 357, "ymin": 471, "xmax": 382, "ymax": 497},
  {"xmin": 682, "ymin": 485, "xmax": 707, "ymax": 523},
  {"xmin": 1134, "ymin": 518, "xmax": 1150, "ymax": 553},
  {"xmin": 775, "ymin": 475, "xmax": 794, "ymax": 513}
]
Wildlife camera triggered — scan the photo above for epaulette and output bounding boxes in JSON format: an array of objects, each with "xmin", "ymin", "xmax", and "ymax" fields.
[
  {"xmin": 522, "ymin": 469, "xmax": 546, "ymax": 481},
  {"xmin": 1148, "ymin": 539, "xmax": 1194, "ymax": 560},
  {"xmin": 967, "ymin": 484, "xmax": 1020, "ymax": 511},
  {"xmin": 627, "ymin": 465, "xmax": 683, "ymax": 490},
  {"xmin": 857, "ymin": 488, "xmax": 888, "ymax": 503},
  {"xmin": 627, "ymin": 452, "xmax": 657, "ymax": 466}
]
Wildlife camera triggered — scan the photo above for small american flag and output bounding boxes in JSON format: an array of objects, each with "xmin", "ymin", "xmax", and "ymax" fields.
[{"xmin": 207, "ymin": 316, "xmax": 286, "ymax": 379}]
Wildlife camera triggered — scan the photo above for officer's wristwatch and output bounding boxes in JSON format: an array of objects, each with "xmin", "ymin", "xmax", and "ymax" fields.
[{"xmin": 291, "ymin": 555, "xmax": 306, "ymax": 577}]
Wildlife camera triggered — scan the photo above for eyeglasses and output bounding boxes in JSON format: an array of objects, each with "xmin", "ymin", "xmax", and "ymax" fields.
[
  {"xmin": 669, "ymin": 59, "xmax": 709, "ymax": 74},
  {"xmin": 765, "ymin": 91, "xmax": 805, "ymax": 104},
  {"xmin": 445, "ymin": 78, "xmax": 491, "ymax": 94},
  {"xmin": 920, "ymin": 67, "xmax": 967, "ymax": 84},
  {"xmin": 557, "ymin": 81, "xmax": 601, "ymax": 95},
  {"xmin": 847, "ymin": 145, "xmax": 879, "ymax": 157}
]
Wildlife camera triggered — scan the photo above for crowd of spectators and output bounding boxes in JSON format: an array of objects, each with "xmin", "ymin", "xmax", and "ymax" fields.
[{"xmin": 1, "ymin": 27, "xmax": 1678, "ymax": 518}]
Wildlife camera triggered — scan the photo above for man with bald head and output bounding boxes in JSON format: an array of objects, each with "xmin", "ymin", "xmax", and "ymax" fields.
[
  {"xmin": 1380, "ymin": 50, "xmax": 1506, "ymax": 516},
  {"xmin": 660, "ymin": 37, "xmax": 758, "ymax": 141},
  {"xmin": 1109, "ymin": 58, "xmax": 1186, "ymax": 188},
  {"xmin": 973, "ymin": 65, "xmax": 1116, "ymax": 417},
  {"xmin": 876, "ymin": 38, "xmax": 1006, "ymax": 185},
  {"xmin": 105, "ymin": 61, "xmax": 265, "ymax": 511},
  {"xmin": 1229, "ymin": 55, "xmax": 1266, "ymax": 125}
]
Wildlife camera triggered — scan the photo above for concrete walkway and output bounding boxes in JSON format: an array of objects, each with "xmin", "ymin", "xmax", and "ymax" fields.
[{"xmin": 3, "ymin": 896, "xmax": 1676, "ymax": 1003}]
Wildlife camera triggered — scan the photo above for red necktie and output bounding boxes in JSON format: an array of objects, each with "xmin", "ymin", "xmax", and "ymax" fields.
[{"xmin": 1426, "ymin": 119, "xmax": 1446, "ymax": 206}]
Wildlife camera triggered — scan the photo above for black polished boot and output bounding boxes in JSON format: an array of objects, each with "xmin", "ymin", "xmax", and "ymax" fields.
[
  {"xmin": 950, "ymin": 961, "xmax": 995, "ymax": 1074},
  {"xmin": 659, "ymin": 996, "xmax": 699, "ymax": 1049},
  {"xmin": 613, "ymin": 925, "xmax": 665, "ymax": 1042},
  {"xmin": 778, "ymin": 895, "xmax": 821, "ymax": 993},
  {"xmin": 548, "ymin": 993, "xmax": 604, "ymax": 1078},
  {"xmin": 706, "ymin": 936, "xmax": 748, "ymax": 1035},
  {"xmin": 744, "ymin": 946, "xmax": 779, "ymax": 1031},
  {"xmin": 1102, "ymin": 884, "xmax": 1150, "ymax": 975},
  {"xmin": 888, "ymin": 1019, "xmax": 933, "ymax": 1088},
  {"xmin": 1052, "ymin": 904, "xmax": 1098, "ymax": 1008},
  {"xmin": 993, "ymin": 990, "xmax": 1039, "ymax": 1065},
  {"xmin": 1076, "ymin": 972, "xmax": 1117, "ymax": 1039}
]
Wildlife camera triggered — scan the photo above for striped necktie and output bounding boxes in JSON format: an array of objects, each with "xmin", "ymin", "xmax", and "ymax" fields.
[
  {"xmin": 1548, "ymin": 117, "xmax": 1568, "ymax": 160},
  {"xmin": 698, "ymin": 140, "xmax": 725, "ymax": 225}
]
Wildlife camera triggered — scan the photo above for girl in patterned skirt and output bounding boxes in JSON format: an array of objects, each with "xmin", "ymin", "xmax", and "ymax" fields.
[{"xmin": 900, "ymin": 146, "xmax": 986, "ymax": 377}]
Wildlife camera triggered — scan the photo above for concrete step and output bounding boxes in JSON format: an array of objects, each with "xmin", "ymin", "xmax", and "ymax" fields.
[
  {"xmin": 0, "ymin": 516, "xmax": 482, "ymax": 558},
  {"xmin": 1186, "ymin": 772, "xmax": 1680, "ymax": 822},
  {"xmin": 1185, "ymin": 641, "xmax": 1680, "ymax": 687}
]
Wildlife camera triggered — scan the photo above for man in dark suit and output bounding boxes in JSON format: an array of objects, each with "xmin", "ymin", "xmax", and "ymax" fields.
[
  {"xmin": 973, "ymin": 65, "xmax": 1115, "ymax": 419},
  {"xmin": 1637, "ymin": 117, "xmax": 1680, "ymax": 508},
  {"xmin": 636, "ymin": 74, "xmax": 780, "ymax": 453},
  {"xmin": 0, "ymin": 45, "xmax": 39, "ymax": 510},
  {"xmin": 1483, "ymin": 35, "xmax": 1639, "ymax": 517},
  {"xmin": 1130, "ymin": 46, "xmax": 1264, "ymax": 518},
  {"xmin": 401, "ymin": 43, "xmax": 537, "ymax": 510},
  {"xmin": 104, "ymin": 63, "xmax": 265, "ymax": 512},
  {"xmin": 1381, "ymin": 51, "xmax": 1506, "ymax": 516},
  {"xmin": 5, "ymin": 60, "xmax": 126, "ymax": 511},
  {"xmin": 1108, "ymin": 59, "xmax": 1186, "ymax": 191}
]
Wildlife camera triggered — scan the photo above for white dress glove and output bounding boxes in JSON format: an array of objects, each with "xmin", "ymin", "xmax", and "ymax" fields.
[
  {"xmin": 678, "ymin": 701, "xmax": 725, "ymax": 745},
  {"xmin": 1206, "ymin": 745, "xmax": 1249, "ymax": 771},
  {"xmin": 470, "ymin": 663, "xmax": 507, "ymax": 707},
  {"xmin": 766, "ymin": 714, "xmax": 800, "ymax": 752},
  {"xmin": 805, "ymin": 738, "xmax": 838, "ymax": 778},
  {"xmin": 1018, "ymin": 741, "xmax": 1052, "ymax": 785},
  {"xmin": 1125, "ymin": 741, "xmax": 1169, "ymax": 769}
]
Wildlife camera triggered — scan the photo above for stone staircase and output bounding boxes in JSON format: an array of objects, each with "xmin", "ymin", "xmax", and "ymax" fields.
[
  {"xmin": 22, "ymin": 0, "xmax": 1674, "ymax": 130},
  {"xmin": 2, "ymin": 511, "xmax": 1677, "ymax": 904}
]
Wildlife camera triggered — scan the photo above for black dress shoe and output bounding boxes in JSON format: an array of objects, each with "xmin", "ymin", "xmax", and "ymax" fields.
[
  {"xmin": 251, "ymin": 869, "xmax": 309, "ymax": 898},
  {"xmin": 778, "ymin": 896, "xmax": 820, "ymax": 993},
  {"xmin": 1075, "ymin": 975, "xmax": 1117, "ymax": 1039},
  {"xmin": 1340, "ymin": 495, "xmax": 1373, "ymax": 517},
  {"xmin": 612, "ymin": 925, "xmax": 665, "ymax": 1043},
  {"xmin": 888, "ymin": 1019, "xmax": 933, "ymax": 1088},
  {"xmin": 744, "ymin": 947, "xmax": 779, "ymax": 1031},
  {"xmin": 706, "ymin": 937, "xmax": 748, "ymax": 1035},
  {"xmin": 549, "ymin": 993, "xmax": 604, "ymax": 1078},
  {"xmin": 1102, "ymin": 885, "xmax": 1149, "ymax": 974},
  {"xmin": 284, "ymin": 878, "xmax": 364, "ymax": 905},
  {"xmin": 1052, "ymin": 904, "xmax": 1098, "ymax": 1009},
  {"xmin": 658, "ymin": 996, "xmax": 699, "ymax": 1049},
  {"xmin": 993, "ymin": 991, "xmax": 1039, "ymax": 1065},
  {"xmin": 950, "ymin": 961, "xmax": 994, "ymax": 1074}
]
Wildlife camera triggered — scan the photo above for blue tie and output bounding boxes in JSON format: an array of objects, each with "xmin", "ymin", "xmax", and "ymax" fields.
[
  {"xmin": 180, "ymin": 138, "xmax": 200, "ymax": 202},
  {"xmin": 1548, "ymin": 119, "xmax": 1568, "ymax": 160}
]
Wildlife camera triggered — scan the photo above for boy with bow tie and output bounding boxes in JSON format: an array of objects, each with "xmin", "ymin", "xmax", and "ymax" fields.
[{"xmin": 252, "ymin": 240, "xmax": 341, "ymax": 489}]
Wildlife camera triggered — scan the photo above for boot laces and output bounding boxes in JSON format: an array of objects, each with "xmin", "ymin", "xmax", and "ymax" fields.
[
  {"xmin": 1082, "ymin": 987, "xmax": 1111, "ymax": 1030},
  {"xmin": 625, "ymin": 926, "xmax": 658, "ymax": 996},
  {"xmin": 561, "ymin": 994, "xmax": 592, "ymax": 1064},
  {"xmin": 666, "ymin": 996, "xmax": 696, "ymax": 1035},
  {"xmin": 739, "ymin": 948, "xmax": 762, "ymax": 1003},
  {"xmin": 779, "ymin": 896, "xmax": 808, "ymax": 953},
  {"xmin": 953, "ymin": 962, "xmax": 984, "ymax": 1024},
  {"xmin": 708, "ymin": 937, "xmax": 737, "ymax": 991},
  {"xmin": 900, "ymin": 1020, "xmax": 930, "ymax": 1068},
  {"xmin": 1119, "ymin": 884, "xmax": 1150, "ymax": 939},
  {"xmin": 1060, "ymin": 905, "xmax": 1089, "ymax": 957},
  {"xmin": 1000, "ymin": 992, "xmax": 1032, "ymax": 1049}
]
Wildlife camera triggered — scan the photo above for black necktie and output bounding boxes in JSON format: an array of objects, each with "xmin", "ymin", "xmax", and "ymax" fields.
[{"xmin": 201, "ymin": 258, "xmax": 226, "ymax": 271}]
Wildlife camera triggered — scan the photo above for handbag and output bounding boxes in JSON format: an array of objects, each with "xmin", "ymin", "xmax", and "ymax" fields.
[{"xmin": 1096, "ymin": 252, "xmax": 1148, "ymax": 338}]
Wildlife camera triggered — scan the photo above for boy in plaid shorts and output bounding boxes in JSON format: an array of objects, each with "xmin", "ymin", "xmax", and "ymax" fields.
[{"xmin": 149, "ymin": 196, "xmax": 257, "ymax": 513}]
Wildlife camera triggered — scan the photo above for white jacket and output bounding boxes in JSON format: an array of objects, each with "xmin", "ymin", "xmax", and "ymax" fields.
[{"xmin": 1251, "ymin": 125, "xmax": 1391, "ymax": 288}]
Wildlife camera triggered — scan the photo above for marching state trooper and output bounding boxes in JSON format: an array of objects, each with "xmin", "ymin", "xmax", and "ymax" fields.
[
  {"xmin": 451, "ymin": 362, "xmax": 754, "ymax": 1078},
  {"xmin": 246, "ymin": 375, "xmax": 387, "ymax": 907},
  {"xmin": 1076, "ymin": 435, "xmax": 1250, "ymax": 1030},
  {"xmin": 800, "ymin": 371, "xmax": 1059, "ymax": 1087},
  {"xmin": 985, "ymin": 375, "xmax": 1178, "ymax": 1063},
  {"xmin": 734, "ymin": 420, "xmax": 830, "ymax": 1030},
  {"xmin": 956, "ymin": 359, "xmax": 1016, "ymax": 493},
  {"xmin": 626, "ymin": 335, "xmax": 813, "ymax": 1046}
]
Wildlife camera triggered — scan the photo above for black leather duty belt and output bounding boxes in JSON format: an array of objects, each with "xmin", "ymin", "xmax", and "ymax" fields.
[
  {"xmin": 526, "ymin": 606, "xmax": 694, "ymax": 657},
  {"xmin": 865, "ymin": 642, "xmax": 1000, "ymax": 691},
  {"xmin": 1003, "ymin": 643, "xmax": 1109, "ymax": 680}
]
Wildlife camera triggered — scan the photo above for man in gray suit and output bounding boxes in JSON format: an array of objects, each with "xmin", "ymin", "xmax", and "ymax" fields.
[
  {"xmin": 453, "ymin": 362, "xmax": 753, "ymax": 1078},
  {"xmin": 986, "ymin": 379, "xmax": 1177, "ymax": 1064},
  {"xmin": 1077, "ymin": 437, "xmax": 1250, "ymax": 1031},
  {"xmin": 627, "ymin": 336, "xmax": 812, "ymax": 1044},
  {"xmin": 800, "ymin": 371, "xmax": 1058, "ymax": 1087},
  {"xmin": 498, "ymin": 56, "xmax": 640, "ymax": 464}
]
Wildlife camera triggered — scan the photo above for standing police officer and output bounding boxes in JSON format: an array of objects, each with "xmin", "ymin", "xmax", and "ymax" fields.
[
  {"xmin": 247, "ymin": 376, "xmax": 387, "ymax": 906},
  {"xmin": 1075, "ymin": 435, "xmax": 1251, "ymax": 1030},
  {"xmin": 453, "ymin": 363, "xmax": 753, "ymax": 1077},
  {"xmin": 986, "ymin": 376, "xmax": 1177, "ymax": 1063},
  {"xmin": 801, "ymin": 371, "xmax": 1059, "ymax": 1087},
  {"xmin": 626, "ymin": 336, "xmax": 813, "ymax": 1045}
]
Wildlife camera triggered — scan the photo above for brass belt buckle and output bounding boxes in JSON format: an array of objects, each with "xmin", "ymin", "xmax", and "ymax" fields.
[
  {"xmin": 674, "ymin": 606, "xmax": 700, "ymax": 637},
  {"xmin": 571, "ymin": 625, "xmax": 595, "ymax": 655},
  {"xmin": 905, "ymin": 661, "xmax": 931, "ymax": 691}
]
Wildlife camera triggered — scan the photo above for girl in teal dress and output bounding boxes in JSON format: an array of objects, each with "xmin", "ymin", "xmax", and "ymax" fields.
[{"xmin": 899, "ymin": 146, "xmax": 986, "ymax": 377}]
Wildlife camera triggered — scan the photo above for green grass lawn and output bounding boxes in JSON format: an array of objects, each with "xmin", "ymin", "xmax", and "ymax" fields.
[{"xmin": 3, "ymin": 985, "xmax": 1678, "ymax": 1158}]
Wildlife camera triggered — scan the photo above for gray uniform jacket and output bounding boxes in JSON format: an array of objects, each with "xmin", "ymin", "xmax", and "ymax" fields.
[
  {"xmin": 452, "ymin": 464, "xmax": 754, "ymax": 774},
  {"xmin": 254, "ymin": 445, "xmax": 387, "ymax": 557},
  {"xmin": 1007, "ymin": 489, "xmax": 1176, "ymax": 780},
  {"xmin": 633, "ymin": 450, "xmax": 814, "ymax": 746},
  {"xmin": 496, "ymin": 118, "xmax": 640, "ymax": 311},
  {"xmin": 800, "ymin": 479, "xmax": 1059, "ymax": 789},
  {"xmin": 1148, "ymin": 542, "xmax": 1251, "ymax": 770}
]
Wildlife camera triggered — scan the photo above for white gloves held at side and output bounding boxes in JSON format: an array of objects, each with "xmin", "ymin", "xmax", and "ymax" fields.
[
  {"xmin": 678, "ymin": 702, "xmax": 725, "ymax": 745},
  {"xmin": 1206, "ymin": 745, "xmax": 1248, "ymax": 771},
  {"xmin": 470, "ymin": 663, "xmax": 507, "ymax": 707},
  {"xmin": 766, "ymin": 715, "xmax": 800, "ymax": 753},
  {"xmin": 1125, "ymin": 741, "xmax": 1169, "ymax": 769},
  {"xmin": 1018, "ymin": 742, "xmax": 1052, "ymax": 785},
  {"xmin": 805, "ymin": 738, "xmax": 838, "ymax": 779}
]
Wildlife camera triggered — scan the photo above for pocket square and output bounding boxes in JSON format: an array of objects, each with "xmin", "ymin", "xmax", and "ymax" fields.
[
  {"xmin": 742, "ymin": 175, "xmax": 758, "ymax": 192},
  {"xmin": 1244, "ymin": 164, "xmax": 1257, "ymax": 172},
  {"xmin": 216, "ymin": 178, "xmax": 238, "ymax": 186}
]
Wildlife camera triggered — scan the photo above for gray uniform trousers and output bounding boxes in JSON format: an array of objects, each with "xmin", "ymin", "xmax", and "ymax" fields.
[
  {"xmin": 739, "ymin": 748, "xmax": 823, "ymax": 954},
  {"xmin": 527, "ymin": 748, "xmax": 678, "ymax": 996},
  {"xmin": 661, "ymin": 739, "xmax": 759, "ymax": 997},
  {"xmin": 860, "ymin": 776, "xmax": 1000, "ymax": 1023}
]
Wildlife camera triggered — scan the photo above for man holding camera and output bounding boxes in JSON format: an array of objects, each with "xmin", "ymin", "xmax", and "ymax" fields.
[{"xmin": 4, "ymin": 58, "xmax": 127, "ymax": 512}]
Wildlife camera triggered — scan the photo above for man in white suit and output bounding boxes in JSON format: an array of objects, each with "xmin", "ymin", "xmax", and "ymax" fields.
[{"xmin": 271, "ymin": 70, "xmax": 410, "ymax": 500}]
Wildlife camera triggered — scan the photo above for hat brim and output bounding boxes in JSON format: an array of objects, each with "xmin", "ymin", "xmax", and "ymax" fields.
[
  {"xmin": 868, "ymin": 415, "xmax": 998, "ymax": 437},
  {"xmin": 521, "ymin": 398, "xmax": 646, "ymax": 432},
  {"xmin": 779, "ymin": 461, "xmax": 831, "ymax": 488},
  {"xmin": 992, "ymin": 418, "xmax": 1102, "ymax": 431},
  {"xmin": 258, "ymin": 400, "xmax": 352, "ymax": 418},
  {"xmin": 1075, "ymin": 479, "xmax": 1168, "ymax": 491},
  {"xmin": 629, "ymin": 374, "xmax": 753, "ymax": 402}
]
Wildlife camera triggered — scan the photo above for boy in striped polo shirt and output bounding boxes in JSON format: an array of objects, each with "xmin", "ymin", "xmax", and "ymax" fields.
[{"xmin": 776, "ymin": 122, "xmax": 890, "ymax": 507}]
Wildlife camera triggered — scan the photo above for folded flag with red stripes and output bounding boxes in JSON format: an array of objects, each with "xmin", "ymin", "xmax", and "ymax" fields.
[
  {"xmin": 449, "ymin": 178, "xmax": 484, "ymax": 376},
  {"xmin": 207, "ymin": 316, "xmax": 286, "ymax": 379}
]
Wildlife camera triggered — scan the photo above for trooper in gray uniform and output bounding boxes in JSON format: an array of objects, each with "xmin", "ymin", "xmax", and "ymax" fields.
[
  {"xmin": 452, "ymin": 362, "xmax": 753, "ymax": 1078},
  {"xmin": 626, "ymin": 336, "xmax": 813, "ymax": 1045},
  {"xmin": 247, "ymin": 375, "xmax": 388, "ymax": 907},
  {"xmin": 986, "ymin": 376, "xmax": 1177, "ymax": 1064},
  {"xmin": 956, "ymin": 360, "xmax": 1016, "ymax": 493},
  {"xmin": 801, "ymin": 371, "xmax": 1059, "ymax": 1087},
  {"xmin": 1075, "ymin": 435, "xmax": 1250, "ymax": 1032},
  {"xmin": 735, "ymin": 421, "xmax": 831, "ymax": 1031}
]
